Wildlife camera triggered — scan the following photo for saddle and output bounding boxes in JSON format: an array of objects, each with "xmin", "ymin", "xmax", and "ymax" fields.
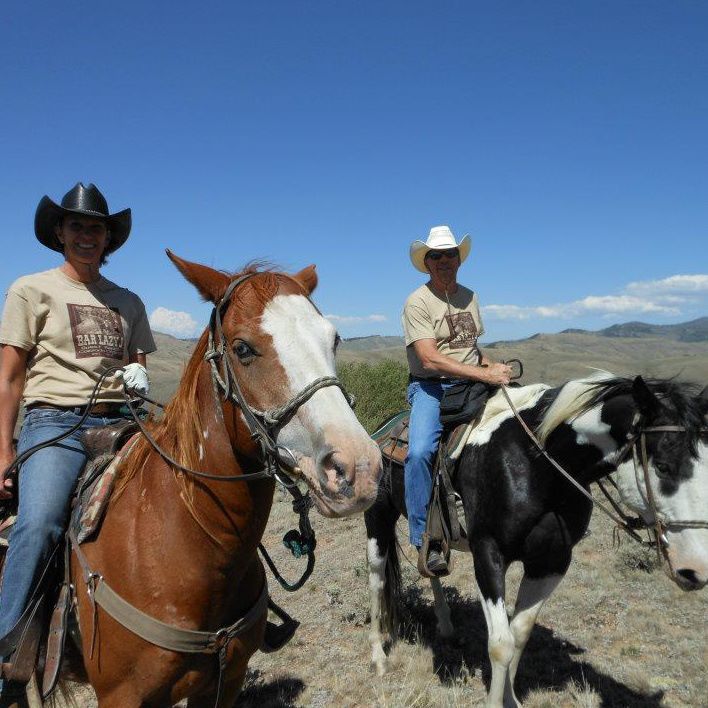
[{"xmin": 373, "ymin": 409, "xmax": 481, "ymax": 579}]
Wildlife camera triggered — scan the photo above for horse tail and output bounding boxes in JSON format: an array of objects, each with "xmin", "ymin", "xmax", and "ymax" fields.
[
  {"xmin": 381, "ymin": 523, "xmax": 402, "ymax": 637},
  {"xmin": 365, "ymin": 462, "xmax": 403, "ymax": 638}
]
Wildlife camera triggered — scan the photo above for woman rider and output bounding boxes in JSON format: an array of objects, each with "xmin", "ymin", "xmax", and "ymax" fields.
[{"xmin": 0, "ymin": 183, "xmax": 155, "ymax": 685}]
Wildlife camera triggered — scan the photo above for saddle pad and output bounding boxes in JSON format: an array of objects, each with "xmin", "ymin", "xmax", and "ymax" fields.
[
  {"xmin": 72, "ymin": 434, "xmax": 140, "ymax": 544},
  {"xmin": 447, "ymin": 383, "xmax": 550, "ymax": 460}
]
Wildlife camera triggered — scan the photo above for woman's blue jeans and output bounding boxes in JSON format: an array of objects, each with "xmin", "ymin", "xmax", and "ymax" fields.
[
  {"xmin": 404, "ymin": 379, "xmax": 460, "ymax": 548},
  {"xmin": 0, "ymin": 408, "xmax": 124, "ymax": 642}
]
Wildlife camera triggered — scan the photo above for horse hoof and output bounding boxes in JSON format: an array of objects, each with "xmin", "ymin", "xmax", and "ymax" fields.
[{"xmin": 370, "ymin": 647, "xmax": 388, "ymax": 676}]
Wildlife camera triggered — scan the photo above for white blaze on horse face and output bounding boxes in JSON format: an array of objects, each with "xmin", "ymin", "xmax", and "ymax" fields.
[
  {"xmin": 615, "ymin": 440, "xmax": 708, "ymax": 588},
  {"xmin": 261, "ymin": 294, "xmax": 381, "ymax": 516}
]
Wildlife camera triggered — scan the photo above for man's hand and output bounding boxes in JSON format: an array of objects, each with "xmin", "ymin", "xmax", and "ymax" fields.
[
  {"xmin": 119, "ymin": 363, "xmax": 150, "ymax": 395},
  {"xmin": 0, "ymin": 449, "xmax": 16, "ymax": 499},
  {"xmin": 480, "ymin": 362, "xmax": 513, "ymax": 386}
]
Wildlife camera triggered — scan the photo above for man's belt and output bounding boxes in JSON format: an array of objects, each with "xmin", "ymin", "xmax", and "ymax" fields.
[
  {"xmin": 25, "ymin": 402, "xmax": 126, "ymax": 417},
  {"xmin": 408, "ymin": 375, "xmax": 447, "ymax": 384}
]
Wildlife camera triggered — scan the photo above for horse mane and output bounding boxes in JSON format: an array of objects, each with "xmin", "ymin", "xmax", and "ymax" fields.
[
  {"xmin": 536, "ymin": 371, "xmax": 705, "ymax": 451},
  {"xmin": 112, "ymin": 264, "xmax": 296, "ymax": 534}
]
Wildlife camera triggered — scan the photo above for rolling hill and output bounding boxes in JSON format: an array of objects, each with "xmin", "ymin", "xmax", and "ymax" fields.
[{"xmin": 145, "ymin": 318, "xmax": 708, "ymax": 402}]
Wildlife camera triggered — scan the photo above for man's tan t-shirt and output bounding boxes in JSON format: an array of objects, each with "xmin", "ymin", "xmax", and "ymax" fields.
[
  {"xmin": 402, "ymin": 283, "xmax": 484, "ymax": 378},
  {"xmin": 0, "ymin": 268, "xmax": 156, "ymax": 406}
]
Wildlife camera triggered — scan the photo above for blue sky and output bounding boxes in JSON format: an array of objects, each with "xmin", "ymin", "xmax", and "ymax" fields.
[{"xmin": 1, "ymin": 1, "xmax": 706, "ymax": 343}]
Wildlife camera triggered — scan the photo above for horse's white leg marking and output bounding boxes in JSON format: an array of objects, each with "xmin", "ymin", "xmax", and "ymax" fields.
[
  {"xmin": 506, "ymin": 574, "xmax": 563, "ymax": 706},
  {"xmin": 367, "ymin": 537, "xmax": 388, "ymax": 675},
  {"xmin": 430, "ymin": 577, "xmax": 454, "ymax": 638},
  {"xmin": 480, "ymin": 597, "xmax": 516, "ymax": 708}
]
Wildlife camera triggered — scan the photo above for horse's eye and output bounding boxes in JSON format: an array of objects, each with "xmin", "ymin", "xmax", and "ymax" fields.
[
  {"xmin": 233, "ymin": 340, "xmax": 256, "ymax": 363},
  {"xmin": 654, "ymin": 461, "xmax": 672, "ymax": 478}
]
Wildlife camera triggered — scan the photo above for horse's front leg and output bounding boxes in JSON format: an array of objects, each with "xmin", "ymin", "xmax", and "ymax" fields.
[
  {"xmin": 506, "ymin": 573, "xmax": 564, "ymax": 705},
  {"xmin": 473, "ymin": 538, "xmax": 515, "ymax": 708},
  {"xmin": 367, "ymin": 535, "xmax": 388, "ymax": 675},
  {"xmin": 429, "ymin": 577, "xmax": 454, "ymax": 638}
]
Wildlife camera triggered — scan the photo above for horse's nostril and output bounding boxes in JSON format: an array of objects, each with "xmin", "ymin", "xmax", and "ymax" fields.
[{"xmin": 319, "ymin": 451, "xmax": 355, "ymax": 497}]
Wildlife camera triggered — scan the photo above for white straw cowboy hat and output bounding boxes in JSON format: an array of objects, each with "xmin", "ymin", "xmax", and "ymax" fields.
[{"xmin": 409, "ymin": 225, "xmax": 471, "ymax": 273}]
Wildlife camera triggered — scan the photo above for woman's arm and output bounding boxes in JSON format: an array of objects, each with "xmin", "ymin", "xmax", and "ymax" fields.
[{"xmin": 0, "ymin": 344, "xmax": 28, "ymax": 498}]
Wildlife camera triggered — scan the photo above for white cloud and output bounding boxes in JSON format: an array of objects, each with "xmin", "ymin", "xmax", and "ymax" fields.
[
  {"xmin": 573, "ymin": 295, "xmax": 677, "ymax": 315},
  {"xmin": 149, "ymin": 307, "xmax": 201, "ymax": 337},
  {"xmin": 325, "ymin": 313, "xmax": 388, "ymax": 324},
  {"xmin": 625, "ymin": 274, "xmax": 708, "ymax": 294},
  {"xmin": 483, "ymin": 273, "xmax": 706, "ymax": 321}
]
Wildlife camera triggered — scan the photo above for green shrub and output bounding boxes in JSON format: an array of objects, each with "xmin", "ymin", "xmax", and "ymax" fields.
[{"xmin": 337, "ymin": 360, "xmax": 409, "ymax": 433}]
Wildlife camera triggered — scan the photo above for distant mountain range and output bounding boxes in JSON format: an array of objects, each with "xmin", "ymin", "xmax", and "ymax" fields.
[
  {"xmin": 558, "ymin": 317, "xmax": 708, "ymax": 343},
  {"xmin": 334, "ymin": 317, "xmax": 708, "ymax": 385},
  {"xmin": 339, "ymin": 316, "xmax": 708, "ymax": 351},
  {"xmin": 143, "ymin": 317, "xmax": 708, "ymax": 400}
]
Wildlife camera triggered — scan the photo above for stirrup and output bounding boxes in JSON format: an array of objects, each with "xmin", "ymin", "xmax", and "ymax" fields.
[
  {"xmin": 260, "ymin": 598, "xmax": 300, "ymax": 653},
  {"xmin": 417, "ymin": 535, "xmax": 452, "ymax": 579}
]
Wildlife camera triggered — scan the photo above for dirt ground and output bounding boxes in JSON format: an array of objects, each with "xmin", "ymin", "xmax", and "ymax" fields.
[
  {"xmin": 57, "ymin": 486, "xmax": 707, "ymax": 707},
  {"xmin": 241, "ymin": 489, "xmax": 707, "ymax": 708}
]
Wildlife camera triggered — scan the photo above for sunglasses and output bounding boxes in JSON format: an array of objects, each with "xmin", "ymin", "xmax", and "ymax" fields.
[
  {"xmin": 426, "ymin": 249, "xmax": 459, "ymax": 261},
  {"xmin": 64, "ymin": 221, "xmax": 108, "ymax": 237}
]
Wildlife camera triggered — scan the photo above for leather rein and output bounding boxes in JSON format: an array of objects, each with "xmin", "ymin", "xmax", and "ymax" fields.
[{"xmin": 499, "ymin": 385, "xmax": 708, "ymax": 570}]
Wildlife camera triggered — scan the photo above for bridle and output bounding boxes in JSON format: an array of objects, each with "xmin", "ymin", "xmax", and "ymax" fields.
[
  {"xmin": 130, "ymin": 272, "xmax": 354, "ymax": 486},
  {"xmin": 628, "ymin": 424, "xmax": 708, "ymax": 573},
  {"xmin": 499, "ymin": 385, "xmax": 708, "ymax": 574}
]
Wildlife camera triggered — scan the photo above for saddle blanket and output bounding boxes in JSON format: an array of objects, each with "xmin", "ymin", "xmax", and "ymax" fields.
[
  {"xmin": 446, "ymin": 383, "xmax": 550, "ymax": 460},
  {"xmin": 72, "ymin": 434, "xmax": 140, "ymax": 544},
  {"xmin": 373, "ymin": 383, "xmax": 550, "ymax": 465}
]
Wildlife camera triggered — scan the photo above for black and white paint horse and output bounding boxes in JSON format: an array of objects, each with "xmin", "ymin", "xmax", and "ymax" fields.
[{"xmin": 365, "ymin": 374, "xmax": 708, "ymax": 707}]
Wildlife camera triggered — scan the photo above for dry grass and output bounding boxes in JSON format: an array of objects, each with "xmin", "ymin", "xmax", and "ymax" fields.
[
  {"xmin": 50, "ymin": 487, "xmax": 707, "ymax": 708},
  {"xmin": 239, "ymin": 486, "xmax": 707, "ymax": 707}
]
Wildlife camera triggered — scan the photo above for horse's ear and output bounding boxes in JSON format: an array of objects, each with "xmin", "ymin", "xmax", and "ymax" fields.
[
  {"xmin": 166, "ymin": 250, "xmax": 230, "ymax": 304},
  {"xmin": 292, "ymin": 264, "xmax": 318, "ymax": 295},
  {"xmin": 698, "ymin": 385, "xmax": 708, "ymax": 417},
  {"xmin": 632, "ymin": 376, "xmax": 661, "ymax": 417}
]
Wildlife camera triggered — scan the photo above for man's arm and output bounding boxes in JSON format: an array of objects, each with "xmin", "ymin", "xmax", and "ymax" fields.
[
  {"xmin": 412, "ymin": 339, "xmax": 511, "ymax": 385},
  {"xmin": 0, "ymin": 344, "xmax": 28, "ymax": 498}
]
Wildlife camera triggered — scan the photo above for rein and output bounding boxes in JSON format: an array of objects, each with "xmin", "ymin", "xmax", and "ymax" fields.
[{"xmin": 499, "ymin": 385, "xmax": 708, "ymax": 560}]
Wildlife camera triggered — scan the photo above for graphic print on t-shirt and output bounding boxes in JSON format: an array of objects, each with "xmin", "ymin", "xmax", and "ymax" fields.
[
  {"xmin": 445, "ymin": 311, "xmax": 478, "ymax": 349},
  {"xmin": 67, "ymin": 304, "xmax": 124, "ymax": 359}
]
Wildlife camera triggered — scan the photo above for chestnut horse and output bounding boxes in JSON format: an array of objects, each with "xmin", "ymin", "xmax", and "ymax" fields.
[{"xmin": 68, "ymin": 252, "xmax": 382, "ymax": 706}]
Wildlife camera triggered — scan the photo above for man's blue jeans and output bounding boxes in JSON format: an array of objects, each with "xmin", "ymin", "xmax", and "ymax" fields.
[
  {"xmin": 0, "ymin": 408, "xmax": 124, "ymax": 642},
  {"xmin": 404, "ymin": 379, "xmax": 460, "ymax": 548}
]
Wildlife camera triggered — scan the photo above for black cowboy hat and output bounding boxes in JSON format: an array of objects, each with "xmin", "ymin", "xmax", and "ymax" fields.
[{"xmin": 34, "ymin": 182, "xmax": 131, "ymax": 254}]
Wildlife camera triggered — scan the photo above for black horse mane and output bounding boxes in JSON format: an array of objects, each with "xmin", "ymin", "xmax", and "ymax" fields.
[{"xmin": 537, "ymin": 375, "xmax": 705, "ymax": 453}]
